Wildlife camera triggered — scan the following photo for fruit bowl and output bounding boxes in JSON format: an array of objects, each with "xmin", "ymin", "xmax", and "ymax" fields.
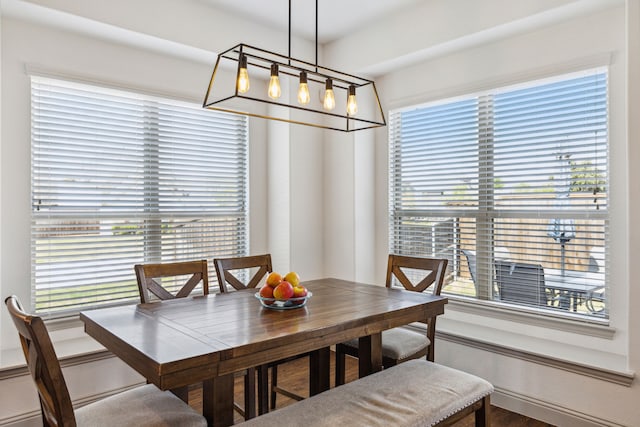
[{"xmin": 254, "ymin": 291, "xmax": 312, "ymax": 310}]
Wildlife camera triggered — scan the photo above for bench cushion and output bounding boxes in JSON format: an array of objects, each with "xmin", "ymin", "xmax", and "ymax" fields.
[
  {"xmin": 75, "ymin": 384, "xmax": 207, "ymax": 427},
  {"xmin": 237, "ymin": 359, "xmax": 493, "ymax": 427}
]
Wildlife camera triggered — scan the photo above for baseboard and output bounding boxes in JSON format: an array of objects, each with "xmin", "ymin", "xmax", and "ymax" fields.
[
  {"xmin": 492, "ymin": 386, "xmax": 627, "ymax": 427},
  {"xmin": 0, "ymin": 411, "xmax": 41, "ymax": 427}
]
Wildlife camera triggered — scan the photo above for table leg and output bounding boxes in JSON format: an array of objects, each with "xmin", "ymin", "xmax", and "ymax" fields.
[
  {"xmin": 169, "ymin": 385, "xmax": 189, "ymax": 403},
  {"xmin": 257, "ymin": 364, "xmax": 269, "ymax": 415},
  {"xmin": 559, "ymin": 291, "xmax": 571, "ymax": 310},
  {"xmin": 202, "ymin": 374, "xmax": 234, "ymax": 427},
  {"xmin": 358, "ymin": 332, "xmax": 382, "ymax": 378},
  {"xmin": 309, "ymin": 347, "xmax": 330, "ymax": 396}
]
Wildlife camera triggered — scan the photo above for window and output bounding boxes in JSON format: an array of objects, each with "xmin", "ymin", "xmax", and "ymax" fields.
[
  {"xmin": 389, "ymin": 69, "xmax": 608, "ymax": 320},
  {"xmin": 31, "ymin": 77, "xmax": 248, "ymax": 316}
]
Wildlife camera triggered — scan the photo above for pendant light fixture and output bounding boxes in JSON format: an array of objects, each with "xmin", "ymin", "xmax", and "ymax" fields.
[{"xmin": 203, "ymin": 0, "xmax": 386, "ymax": 132}]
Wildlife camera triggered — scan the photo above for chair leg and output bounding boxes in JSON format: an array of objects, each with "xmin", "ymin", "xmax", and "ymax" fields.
[
  {"xmin": 257, "ymin": 365, "xmax": 269, "ymax": 415},
  {"xmin": 270, "ymin": 364, "xmax": 278, "ymax": 410},
  {"xmin": 243, "ymin": 367, "xmax": 256, "ymax": 419},
  {"xmin": 335, "ymin": 345, "xmax": 346, "ymax": 386},
  {"xmin": 475, "ymin": 395, "xmax": 491, "ymax": 427}
]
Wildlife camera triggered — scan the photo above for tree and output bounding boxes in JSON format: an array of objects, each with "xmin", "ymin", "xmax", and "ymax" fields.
[{"xmin": 570, "ymin": 161, "xmax": 605, "ymax": 193}]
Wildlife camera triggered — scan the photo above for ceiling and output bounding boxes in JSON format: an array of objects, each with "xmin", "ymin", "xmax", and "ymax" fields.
[{"xmin": 202, "ymin": 0, "xmax": 423, "ymax": 44}]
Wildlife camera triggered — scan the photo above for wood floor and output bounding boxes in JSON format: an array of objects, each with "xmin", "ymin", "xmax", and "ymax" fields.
[{"xmin": 188, "ymin": 353, "xmax": 554, "ymax": 426}]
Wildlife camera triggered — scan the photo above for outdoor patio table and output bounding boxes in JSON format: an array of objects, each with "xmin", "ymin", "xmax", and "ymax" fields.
[
  {"xmin": 544, "ymin": 269, "xmax": 604, "ymax": 311},
  {"xmin": 80, "ymin": 278, "xmax": 447, "ymax": 427}
]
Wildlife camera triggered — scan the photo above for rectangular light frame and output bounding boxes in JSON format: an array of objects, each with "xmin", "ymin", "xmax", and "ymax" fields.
[{"xmin": 203, "ymin": 43, "xmax": 386, "ymax": 132}]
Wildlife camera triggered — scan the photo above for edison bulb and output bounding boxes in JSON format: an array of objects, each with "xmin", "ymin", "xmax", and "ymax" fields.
[
  {"xmin": 237, "ymin": 55, "xmax": 250, "ymax": 94},
  {"xmin": 268, "ymin": 63, "xmax": 281, "ymax": 99},
  {"xmin": 346, "ymin": 85, "xmax": 358, "ymax": 116},
  {"xmin": 298, "ymin": 71, "xmax": 310, "ymax": 105},
  {"xmin": 268, "ymin": 76, "xmax": 281, "ymax": 99},
  {"xmin": 323, "ymin": 79, "xmax": 336, "ymax": 111}
]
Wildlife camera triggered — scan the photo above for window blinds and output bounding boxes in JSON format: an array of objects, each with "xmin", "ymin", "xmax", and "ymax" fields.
[
  {"xmin": 389, "ymin": 70, "xmax": 608, "ymax": 319},
  {"xmin": 31, "ymin": 77, "xmax": 248, "ymax": 316}
]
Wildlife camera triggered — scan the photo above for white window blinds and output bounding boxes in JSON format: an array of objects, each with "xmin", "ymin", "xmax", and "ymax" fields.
[
  {"xmin": 31, "ymin": 77, "xmax": 248, "ymax": 316},
  {"xmin": 389, "ymin": 69, "xmax": 608, "ymax": 320}
]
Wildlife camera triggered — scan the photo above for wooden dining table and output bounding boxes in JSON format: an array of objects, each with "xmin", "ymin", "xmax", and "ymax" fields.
[{"xmin": 80, "ymin": 277, "xmax": 447, "ymax": 426}]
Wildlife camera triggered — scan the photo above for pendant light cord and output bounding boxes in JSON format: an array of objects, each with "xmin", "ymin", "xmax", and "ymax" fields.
[
  {"xmin": 288, "ymin": 0, "xmax": 291, "ymax": 65},
  {"xmin": 315, "ymin": 0, "xmax": 318, "ymax": 72},
  {"xmin": 288, "ymin": 0, "xmax": 319, "ymax": 71}
]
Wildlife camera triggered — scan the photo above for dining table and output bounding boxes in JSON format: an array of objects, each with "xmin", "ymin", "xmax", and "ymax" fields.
[{"xmin": 79, "ymin": 277, "xmax": 447, "ymax": 427}]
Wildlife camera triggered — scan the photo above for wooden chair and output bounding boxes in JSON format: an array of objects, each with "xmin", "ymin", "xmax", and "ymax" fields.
[
  {"xmin": 135, "ymin": 259, "xmax": 256, "ymax": 420},
  {"xmin": 134, "ymin": 259, "xmax": 209, "ymax": 304},
  {"xmin": 214, "ymin": 254, "xmax": 308, "ymax": 411},
  {"xmin": 335, "ymin": 254, "xmax": 448, "ymax": 386},
  {"xmin": 4, "ymin": 295, "xmax": 207, "ymax": 427},
  {"xmin": 214, "ymin": 254, "xmax": 272, "ymax": 293}
]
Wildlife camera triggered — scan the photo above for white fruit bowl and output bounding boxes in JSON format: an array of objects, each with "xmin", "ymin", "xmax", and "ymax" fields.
[{"xmin": 254, "ymin": 291, "xmax": 312, "ymax": 310}]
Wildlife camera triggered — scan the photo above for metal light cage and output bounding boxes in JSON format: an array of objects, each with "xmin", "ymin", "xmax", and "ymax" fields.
[{"xmin": 203, "ymin": 43, "xmax": 386, "ymax": 132}]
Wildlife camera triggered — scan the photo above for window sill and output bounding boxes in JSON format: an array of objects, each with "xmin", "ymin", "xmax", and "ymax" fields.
[
  {"xmin": 446, "ymin": 297, "xmax": 614, "ymax": 339},
  {"xmin": 1, "ymin": 315, "xmax": 106, "ymax": 374},
  {"xmin": 433, "ymin": 328, "xmax": 634, "ymax": 386},
  {"xmin": 414, "ymin": 297, "xmax": 633, "ymax": 386}
]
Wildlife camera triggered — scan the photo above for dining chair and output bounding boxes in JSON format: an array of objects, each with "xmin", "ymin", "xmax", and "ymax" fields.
[
  {"xmin": 4, "ymin": 295, "xmax": 207, "ymax": 427},
  {"xmin": 134, "ymin": 259, "xmax": 209, "ymax": 304},
  {"xmin": 463, "ymin": 247, "xmax": 511, "ymax": 298},
  {"xmin": 494, "ymin": 260, "xmax": 548, "ymax": 307},
  {"xmin": 214, "ymin": 254, "xmax": 308, "ymax": 411},
  {"xmin": 214, "ymin": 254, "xmax": 272, "ymax": 293},
  {"xmin": 334, "ymin": 254, "xmax": 448, "ymax": 386},
  {"xmin": 135, "ymin": 259, "xmax": 256, "ymax": 420},
  {"xmin": 462, "ymin": 249, "xmax": 477, "ymax": 288}
]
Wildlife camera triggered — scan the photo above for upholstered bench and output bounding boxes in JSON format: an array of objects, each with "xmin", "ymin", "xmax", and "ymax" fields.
[{"xmin": 237, "ymin": 359, "xmax": 493, "ymax": 427}]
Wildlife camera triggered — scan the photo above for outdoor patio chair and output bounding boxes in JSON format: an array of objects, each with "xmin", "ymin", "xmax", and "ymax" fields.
[
  {"xmin": 462, "ymin": 249, "xmax": 477, "ymax": 288},
  {"xmin": 462, "ymin": 248, "xmax": 511, "ymax": 297},
  {"xmin": 586, "ymin": 246, "xmax": 606, "ymax": 313},
  {"xmin": 495, "ymin": 260, "xmax": 548, "ymax": 307}
]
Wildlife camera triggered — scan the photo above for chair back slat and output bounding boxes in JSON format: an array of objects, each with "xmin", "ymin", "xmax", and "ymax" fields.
[
  {"xmin": 385, "ymin": 255, "xmax": 448, "ymax": 295},
  {"xmin": 5, "ymin": 296, "xmax": 77, "ymax": 427},
  {"xmin": 146, "ymin": 279, "xmax": 178, "ymax": 300},
  {"xmin": 134, "ymin": 260, "xmax": 209, "ymax": 303},
  {"xmin": 214, "ymin": 254, "xmax": 272, "ymax": 292}
]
